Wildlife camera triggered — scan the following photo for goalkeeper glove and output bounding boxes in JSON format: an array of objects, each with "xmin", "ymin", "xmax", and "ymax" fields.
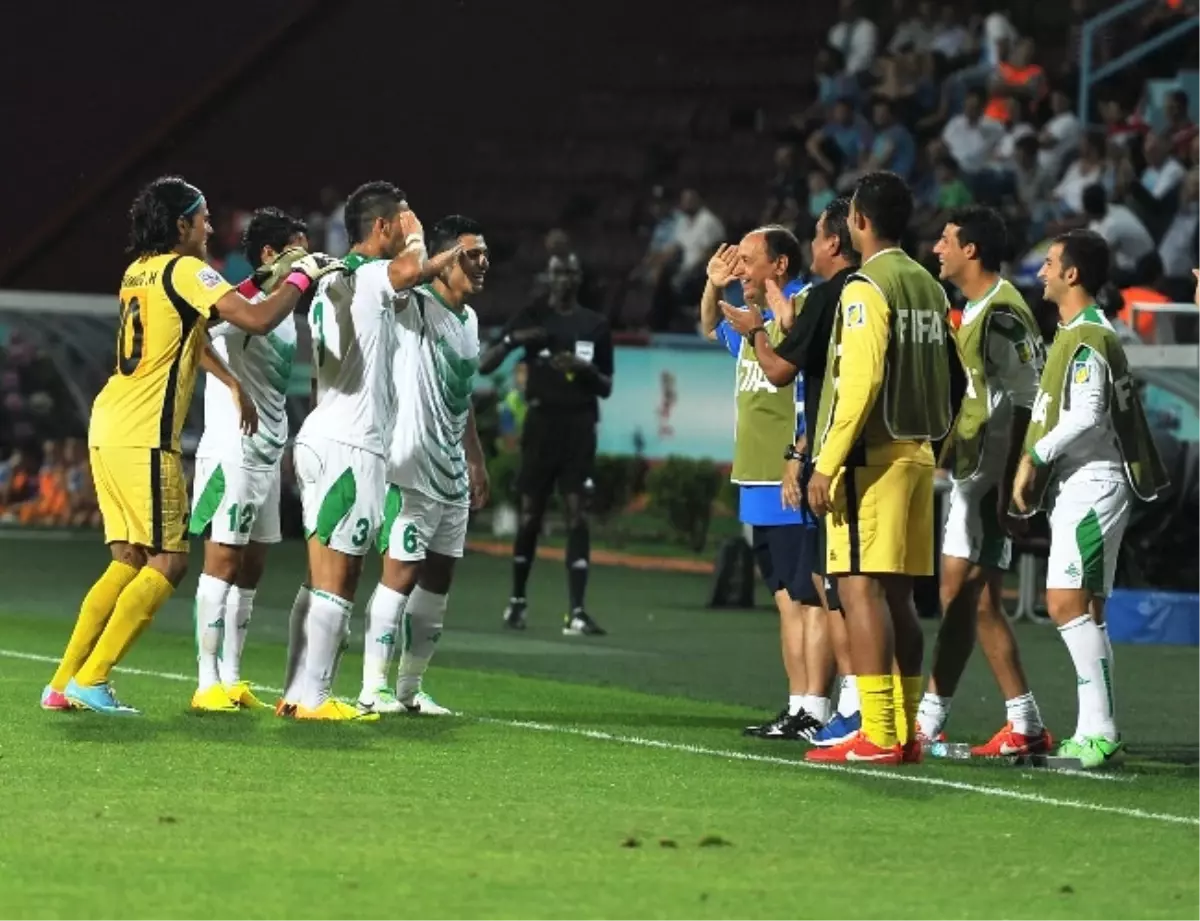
[
  {"xmin": 283, "ymin": 253, "xmax": 346, "ymax": 294},
  {"xmin": 253, "ymin": 246, "xmax": 309, "ymax": 294}
]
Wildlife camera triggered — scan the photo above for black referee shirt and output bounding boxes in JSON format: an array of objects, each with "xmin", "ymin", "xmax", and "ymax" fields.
[
  {"xmin": 502, "ymin": 301, "xmax": 614, "ymax": 418},
  {"xmin": 774, "ymin": 266, "xmax": 854, "ymax": 442}
]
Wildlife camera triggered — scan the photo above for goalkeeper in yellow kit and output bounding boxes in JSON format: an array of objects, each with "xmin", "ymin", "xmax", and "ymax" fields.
[{"xmin": 41, "ymin": 176, "xmax": 341, "ymax": 715}]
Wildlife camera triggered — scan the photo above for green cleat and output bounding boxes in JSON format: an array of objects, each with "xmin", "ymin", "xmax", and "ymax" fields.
[{"xmin": 1058, "ymin": 735, "xmax": 1123, "ymax": 770}]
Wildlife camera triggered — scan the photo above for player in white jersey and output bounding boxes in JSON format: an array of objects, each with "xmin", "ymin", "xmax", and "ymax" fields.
[
  {"xmin": 916, "ymin": 207, "xmax": 1053, "ymax": 756},
  {"xmin": 1015, "ymin": 230, "xmax": 1167, "ymax": 769},
  {"xmin": 280, "ymin": 182, "xmax": 464, "ymax": 722},
  {"xmin": 358, "ymin": 215, "xmax": 491, "ymax": 715},
  {"xmin": 189, "ymin": 208, "xmax": 309, "ymax": 712}
]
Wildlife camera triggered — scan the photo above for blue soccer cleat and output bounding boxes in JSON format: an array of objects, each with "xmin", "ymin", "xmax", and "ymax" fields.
[
  {"xmin": 809, "ymin": 711, "xmax": 861, "ymax": 747},
  {"xmin": 64, "ymin": 679, "xmax": 140, "ymax": 716}
]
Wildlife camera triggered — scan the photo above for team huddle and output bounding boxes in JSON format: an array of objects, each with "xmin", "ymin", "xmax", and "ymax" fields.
[
  {"xmin": 42, "ymin": 178, "xmax": 493, "ymax": 721},
  {"xmin": 710, "ymin": 170, "xmax": 1166, "ymax": 769}
]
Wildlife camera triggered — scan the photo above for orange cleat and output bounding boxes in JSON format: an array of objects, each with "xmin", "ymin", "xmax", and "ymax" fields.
[
  {"xmin": 805, "ymin": 731, "xmax": 902, "ymax": 764},
  {"xmin": 274, "ymin": 698, "xmax": 297, "ymax": 718},
  {"xmin": 970, "ymin": 722, "xmax": 1054, "ymax": 757}
]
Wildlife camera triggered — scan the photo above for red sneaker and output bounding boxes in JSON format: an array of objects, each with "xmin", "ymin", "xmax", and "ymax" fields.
[
  {"xmin": 970, "ymin": 722, "xmax": 1054, "ymax": 757},
  {"xmin": 805, "ymin": 731, "xmax": 902, "ymax": 764},
  {"xmin": 901, "ymin": 739, "xmax": 924, "ymax": 764}
]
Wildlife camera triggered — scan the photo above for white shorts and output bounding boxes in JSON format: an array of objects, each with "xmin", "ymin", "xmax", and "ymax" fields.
[
  {"xmin": 189, "ymin": 457, "xmax": 282, "ymax": 545},
  {"xmin": 379, "ymin": 484, "xmax": 469, "ymax": 561},
  {"xmin": 1046, "ymin": 477, "xmax": 1131, "ymax": 597},
  {"xmin": 294, "ymin": 434, "xmax": 386, "ymax": 557},
  {"xmin": 942, "ymin": 476, "xmax": 1011, "ymax": 570}
]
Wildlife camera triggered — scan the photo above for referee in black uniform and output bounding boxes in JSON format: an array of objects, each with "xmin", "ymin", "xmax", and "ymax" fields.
[
  {"xmin": 720, "ymin": 197, "xmax": 862, "ymax": 739},
  {"xmin": 479, "ymin": 253, "xmax": 614, "ymax": 636}
]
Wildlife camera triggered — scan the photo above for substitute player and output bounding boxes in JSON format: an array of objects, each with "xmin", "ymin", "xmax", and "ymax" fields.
[
  {"xmin": 479, "ymin": 253, "xmax": 613, "ymax": 635},
  {"xmin": 42, "ymin": 176, "xmax": 338, "ymax": 714},
  {"xmin": 189, "ymin": 208, "xmax": 309, "ymax": 713},
  {"xmin": 805, "ymin": 171, "xmax": 954, "ymax": 764},
  {"xmin": 721, "ymin": 198, "xmax": 861, "ymax": 745},
  {"xmin": 703, "ymin": 225, "xmax": 831, "ymax": 740},
  {"xmin": 1013, "ymin": 229, "xmax": 1168, "ymax": 769},
  {"xmin": 280, "ymin": 181, "xmax": 462, "ymax": 721},
  {"xmin": 358, "ymin": 216, "xmax": 491, "ymax": 715},
  {"xmin": 916, "ymin": 207, "xmax": 1052, "ymax": 755}
]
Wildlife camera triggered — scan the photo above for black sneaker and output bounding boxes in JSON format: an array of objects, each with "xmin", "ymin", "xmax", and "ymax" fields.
[
  {"xmin": 503, "ymin": 598, "xmax": 527, "ymax": 630},
  {"xmin": 562, "ymin": 610, "xmax": 606, "ymax": 636},
  {"xmin": 743, "ymin": 708, "xmax": 823, "ymax": 741}
]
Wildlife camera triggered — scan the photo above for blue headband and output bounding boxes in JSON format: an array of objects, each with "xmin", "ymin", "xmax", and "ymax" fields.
[{"xmin": 181, "ymin": 193, "xmax": 205, "ymax": 216}]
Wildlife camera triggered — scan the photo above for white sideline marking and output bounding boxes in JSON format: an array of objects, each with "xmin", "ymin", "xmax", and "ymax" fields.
[{"xmin": 5, "ymin": 648, "xmax": 1193, "ymax": 827}]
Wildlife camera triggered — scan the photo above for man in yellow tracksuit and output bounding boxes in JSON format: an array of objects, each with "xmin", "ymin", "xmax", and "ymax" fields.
[{"xmin": 805, "ymin": 171, "xmax": 954, "ymax": 764}]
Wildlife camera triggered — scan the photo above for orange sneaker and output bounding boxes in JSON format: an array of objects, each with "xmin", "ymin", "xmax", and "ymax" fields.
[
  {"xmin": 970, "ymin": 722, "xmax": 1054, "ymax": 757},
  {"xmin": 805, "ymin": 731, "xmax": 902, "ymax": 764}
]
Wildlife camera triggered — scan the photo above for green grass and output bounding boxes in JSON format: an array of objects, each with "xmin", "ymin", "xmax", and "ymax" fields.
[{"xmin": 0, "ymin": 534, "xmax": 1197, "ymax": 919}]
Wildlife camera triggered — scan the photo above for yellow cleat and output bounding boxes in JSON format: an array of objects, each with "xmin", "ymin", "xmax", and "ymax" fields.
[
  {"xmin": 274, "ymin": 698, "xmax": 298, "ymax": 718},
  {"xmin": 225, "ymin": 681, "xmax": 270, "ymax": 710},
  {"xmin": 191, "ymin": 685, "xmax": 240, "ymax": 713},
  {"xmin": 294, "ymin": 699, "xmax": 379, "ymax": 722}
]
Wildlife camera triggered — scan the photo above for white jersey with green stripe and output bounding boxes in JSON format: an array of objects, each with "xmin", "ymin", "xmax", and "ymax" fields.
[
  {"xmin": 197, "ymin": 299, "xmax": 297, "ymax": 470},
  {"xmin": 388, "ymin": 285, "xmax": 479, "ymax": 507},
  {"xmin": 298, "ymin": 258, "xmax": 400, "ymax": 458}
]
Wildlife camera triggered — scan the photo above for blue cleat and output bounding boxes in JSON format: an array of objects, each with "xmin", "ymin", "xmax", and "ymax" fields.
[
  {"xmin": 809, "ymin": 711, "xmax": 861, "ymax": 747},
  {"xmin": 64, "ymin": 679, "xmax": 140, "ymax": 715}
]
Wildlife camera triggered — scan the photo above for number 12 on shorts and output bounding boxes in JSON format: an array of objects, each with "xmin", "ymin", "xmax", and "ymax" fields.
[{"xmin": 227, "ymin": 502, "xmax": 256, "ymax": 535}]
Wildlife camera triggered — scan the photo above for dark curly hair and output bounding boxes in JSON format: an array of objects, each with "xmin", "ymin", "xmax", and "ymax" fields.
[
  {"xmin": 127, "ymin": 176, "xmax": 205, "ymax": 256},
  {"xmin": 242, "ymin": 207, "xmax": 308, "ymax": 269}
]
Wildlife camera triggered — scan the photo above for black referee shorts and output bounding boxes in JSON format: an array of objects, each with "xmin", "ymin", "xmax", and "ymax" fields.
[{"xmin": 516, "ymin": 409, "xmax": 597, "ymax": 499}]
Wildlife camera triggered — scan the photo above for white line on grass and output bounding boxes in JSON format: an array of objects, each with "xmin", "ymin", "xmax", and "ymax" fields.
[{"xmin": 4, "ymin": 648, "xmax": 1191, "ymax": 828}]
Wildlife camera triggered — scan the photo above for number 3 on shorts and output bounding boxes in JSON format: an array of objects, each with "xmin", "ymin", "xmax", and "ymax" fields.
[
  {"xmin": 402, "ymin": 523, "xmax": 419, "ymax": 554},
  {"xmin": 351, "ymin": 517, "xmax": 371, "ymax": 547}
]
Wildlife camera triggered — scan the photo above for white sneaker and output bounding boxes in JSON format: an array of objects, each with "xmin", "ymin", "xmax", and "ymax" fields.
[
  {"xmin": 357, "ymin": 688, "xmax": 407, "ymax": 715},
  {"xmin": 402, "ymin": 690, "xmax": 453, "ymax": 716}
]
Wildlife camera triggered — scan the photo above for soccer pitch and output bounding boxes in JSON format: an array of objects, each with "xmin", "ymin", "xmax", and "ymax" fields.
[{"xmin": 1, "ymin": 534, "xmax": 1196, "ymax": 919}]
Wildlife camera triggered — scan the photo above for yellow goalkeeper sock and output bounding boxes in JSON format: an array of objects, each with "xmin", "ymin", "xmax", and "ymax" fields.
[
  {"xmin": 900, "ymin": 675, "xmax": 924, "ymax": 745},
  {"xmin": 859, "ymin": 674, "xmax": 898, "ymax": 748},
  {"xmin": 892, "ymin": 670, "xmax": 910, "ymax": 745},
  {"xmin": 74, "ymin": 568, "xmax": 174, "ymax": 687},
  {"xmin": 50, "ymin": 561, "xmax": 139, "ymax": 692}
]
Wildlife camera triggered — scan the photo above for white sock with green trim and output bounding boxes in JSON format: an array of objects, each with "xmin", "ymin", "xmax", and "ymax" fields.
[
  {"xmin": 362, "ymin": 584, "xmax": 407, "ymax": 697},
  {"xmin": 219, "ymin": 586, "xmax": 255, "ymax": 687},
  {"xmin": 300, "ymin": 590, "xmax": 353, "ymax": 711},
  {"xmin": 195, "ymin": 574, "xmax": 232, "ymax": 692},
  {"xmin": 396, "ymin": 587, "xmax": 446, "ymax": 704},
  {"xmin": 282, "ymin": 585, "xmax": 311, "ymax": 704},
  {"xmin": 1059, "ymin": 614, "xmax": 1117, "ymax": 742}
]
